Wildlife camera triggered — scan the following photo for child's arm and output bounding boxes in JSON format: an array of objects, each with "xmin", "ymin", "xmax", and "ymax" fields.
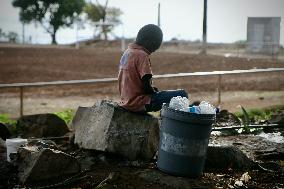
[{"xmin": 142, "ymin": 74, "xmax": 157, "ymax": 94}]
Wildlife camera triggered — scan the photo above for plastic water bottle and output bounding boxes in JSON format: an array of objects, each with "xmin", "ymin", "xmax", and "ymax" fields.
[
  {"xmin": 216, "ymin": 106, "xmax": 220, "ymax": 113},
  {"xmin": 188, "ymin": 106, "xmax": 201, "ymax": 114},
  {"xmin": 188, "ymin": 101, "xmax": 217, "ymax": 114}
]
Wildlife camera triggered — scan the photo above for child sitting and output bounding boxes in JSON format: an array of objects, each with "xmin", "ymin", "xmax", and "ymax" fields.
[{"xmin": 118, "ymin": 24, "xmax": 188, "ymax": 112}]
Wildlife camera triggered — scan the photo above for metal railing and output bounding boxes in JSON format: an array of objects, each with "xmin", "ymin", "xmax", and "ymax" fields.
[{"xmin": 1, "ymin": 68, "xmax": 284, "ymax": 117}]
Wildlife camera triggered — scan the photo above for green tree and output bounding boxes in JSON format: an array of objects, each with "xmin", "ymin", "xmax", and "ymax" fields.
[
  {"xmin": 0, "ymin": 29, "xmax": 6, "ymax": 41},
  {"xmin": 0, "ymin": 29, "xmax": 19, "ymax": 43},
  {"xmin": 12, "ymin": 0, "xmax": 85, "ymax": 44},
  {"xmin": 7, "ymin": 32, "xmax": 19, "ymax": 43},
  {"xmin": 84, "ymin": 0, "xmax": 122, "ymax": 40}
]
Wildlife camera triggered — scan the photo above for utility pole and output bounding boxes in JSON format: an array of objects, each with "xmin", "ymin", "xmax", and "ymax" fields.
[
  {"xmin": 121, "ymin": 26, "xmax": 125, "ymax": 52},
  {"xmin": 75, "ymin": 22, "xmax": 79, "ymax": 49},
  {"xmin": 201, "ymin": 0, "xmax": 207, "ymax": 54},
  {"xmin": 22, "ymin": 22, "xmax": 25, "ymax": 44},
  {"xmin": 158, "ymin": 2, "xmax": 161, "ymax": 27}
]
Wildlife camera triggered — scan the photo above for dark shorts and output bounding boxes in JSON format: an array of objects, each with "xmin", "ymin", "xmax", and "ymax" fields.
[{"xmin": 145, "ymin": 89, "xmax": 188, "ymax": 112}]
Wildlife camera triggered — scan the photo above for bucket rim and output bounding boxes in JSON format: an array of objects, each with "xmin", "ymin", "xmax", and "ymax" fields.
[{"xmin": 162, "ymin": 104, "xmax": 216, "ymax": 118}]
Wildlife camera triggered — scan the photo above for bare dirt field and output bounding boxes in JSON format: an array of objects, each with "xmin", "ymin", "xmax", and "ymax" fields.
[{"xmin": 0, "ymin": 43, "xmax": 284, "ymax": 117}]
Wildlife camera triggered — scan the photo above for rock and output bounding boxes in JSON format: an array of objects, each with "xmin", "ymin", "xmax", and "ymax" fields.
[
  {"xmin": 27, "ymin": 139, "xmax": 59, "ymax": 150},
  {"xmin": 205, "ymin": 146, "xmax": 256, "ymax": 170},
  {"xmin": 0, "ymin": 138, "xmax": 5, "ymax": 148},
  {"xmin": 254, "ymin": 148, "xmax": 284, "ymax": 161},
  {"xmin": 257, "ymin": 161, "xmax": 284, "ymax": 173},
  {"xmin": 73, "ymin": 100, "xmax": 159, "ymax": 160},
  {"xmin": 0, "ymin": 122, "xmax": 11, "ymax": 140},
  {"xmin": 77, "ymin": 156, "xmax": 96, "ymax": 171},
  {"xmin": 215, "ymin": 110, "xmax": 241, "ymax": 127},
  {"xmin": 17, "ymin": 145, "xmax": 80, "ymax": 183},
  {"xmin": 17, "ymin": 114, "xmax": 69, "ymax": 138},
  {"xmin": 0, "ymin": 138, "xmax": 6, "ymax": 160},
  {"xmin": 0, "ymin": 160, "xmax": 16, "ymax": 188},
  {"xmin": 269, "ymin": 111, "xmax": 284, "ymax": 125}
]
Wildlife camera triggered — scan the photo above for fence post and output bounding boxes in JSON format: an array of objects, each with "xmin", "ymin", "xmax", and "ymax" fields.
[
  {"xmin": 20, "ymin": 87, "xmax": 24, "ymax": 117},
  {"xmin": 217, "ymin": 75, "xmax": 222, "ymax": 106}
]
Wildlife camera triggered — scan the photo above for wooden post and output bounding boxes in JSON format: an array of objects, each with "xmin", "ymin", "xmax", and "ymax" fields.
[
  {"xmin": 20, "ymin": 87, "xmax": 24, "ymax": 117},
  {"xmin": 217, "ymin": 75, "xmax": 222, "ymax": 106}
]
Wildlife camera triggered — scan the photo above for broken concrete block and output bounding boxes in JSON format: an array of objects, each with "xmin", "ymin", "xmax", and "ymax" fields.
[
  {"xmin": 17, "ymin": 145, "xmax": 80, "ymax": 183},
  {"xmin": 17, "ymin": 114, "xmax": 69, "ymax": 138},
  {"xmin": 73, "ymin": 100, "xmax": 159, "ymax": 160}
]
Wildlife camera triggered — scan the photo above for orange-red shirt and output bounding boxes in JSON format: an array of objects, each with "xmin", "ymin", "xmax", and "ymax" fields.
[{"xmin": 118, "ymin": 43, "xmax": 152, "ymax": 112}]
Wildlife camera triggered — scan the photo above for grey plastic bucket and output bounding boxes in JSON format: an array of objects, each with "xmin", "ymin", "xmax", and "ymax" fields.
[{"xmin": 157, "ymin": 104, "xmax": 215, "ymax": 177}]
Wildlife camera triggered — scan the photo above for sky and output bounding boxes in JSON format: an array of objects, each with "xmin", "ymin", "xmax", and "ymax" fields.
[{"xmin": 0, "ymin": 0, "xmax": 283, "ymax": 45}]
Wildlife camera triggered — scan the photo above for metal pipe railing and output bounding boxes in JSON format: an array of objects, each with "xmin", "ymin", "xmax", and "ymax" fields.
[{"xmin": 0, "ymin": 68, "xmax": 284, "ymax": 117}]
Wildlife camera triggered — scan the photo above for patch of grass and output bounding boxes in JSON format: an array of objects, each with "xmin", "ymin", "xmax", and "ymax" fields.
[
  {"xmin": 0, "ymin": 114, "xmax": 17, "ymax": 125},
  {"xmin": 0, "ymin": 114, "xmax": 18, "ymax": 136},
  {"xmin": 54, "ymin": 109, "xmax": 75, "ymax": 125},
  {"xmin": 233, "ymin": 105, "xmax": 284, "ymax": 134},
  {"xmin": 234, "ymin": 105, "xmax": 284, "ymax": 124}
]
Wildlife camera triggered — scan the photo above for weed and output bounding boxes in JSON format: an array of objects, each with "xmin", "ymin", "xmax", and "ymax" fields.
[
  {"xmin": 234, "ymin": 105, "xmax": 284, "ymax": 134},
  {"xmin": 54, "ymin": 109, "xmax": 75, "ymax": 125},
  {"xmin": 234, "ymin": 105, "xmax": 284, "ymax": 124},
  {"xmin": 0, "ymin": 114, "xmax": 18, "ymax": 136}
]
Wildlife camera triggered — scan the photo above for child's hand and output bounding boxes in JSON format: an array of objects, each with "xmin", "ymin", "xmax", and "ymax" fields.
[{"xmin": 153, "ymin": 87, "xmax": 159, "ymax": 92}]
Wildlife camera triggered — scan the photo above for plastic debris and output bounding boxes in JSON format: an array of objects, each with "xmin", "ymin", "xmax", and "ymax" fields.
[
  {"xmin": 189, "ymin": 101, "xmax": 216, "ymax": 114},
  {"xmin": 234, "ymin": 180, "xmax": 244, "ymax": 187},
  {"xmin": 169, "ymin": 96, "xmax": 189, "ymax": 112},
  {"xmin": 189, "ymin": 106, "xmax": 201, "ymax": 114},
  {"xmin": 240, "ymin": 172, "xmax": 251, "ymax": 183},
  {"xmin": 169, "ymin": 97, "xmax": 216, "ymax": 115},
  {"xmin": 199, "ymin": 101, "xmax": 216, "ymax": 114}
]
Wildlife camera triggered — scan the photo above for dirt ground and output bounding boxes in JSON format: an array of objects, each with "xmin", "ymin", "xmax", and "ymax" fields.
[
  {"xmin": 1, "ymin": 44, "xmax": 284, "ymax": 84},
  {"xmin": 2, "ymin": 133, "xmax": 283, "ymax": 189},
  {"xmin": 0, "ymin": 43, "xmax": 284, "ymax": 116},
  {"xmin": 1, "ymin": 91, "xmax": 284, "ymax": 118}
]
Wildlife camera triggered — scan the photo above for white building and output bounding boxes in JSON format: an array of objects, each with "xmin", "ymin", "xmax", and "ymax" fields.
[{"xmin": 247, "ymin": 17, "xmax": 281, "ymax": 54}]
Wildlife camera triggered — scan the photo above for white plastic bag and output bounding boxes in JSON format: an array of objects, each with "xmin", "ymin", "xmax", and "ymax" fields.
[{"xmin": 169, "ymin": 96, "xmax": 189, "ymax": 112}]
